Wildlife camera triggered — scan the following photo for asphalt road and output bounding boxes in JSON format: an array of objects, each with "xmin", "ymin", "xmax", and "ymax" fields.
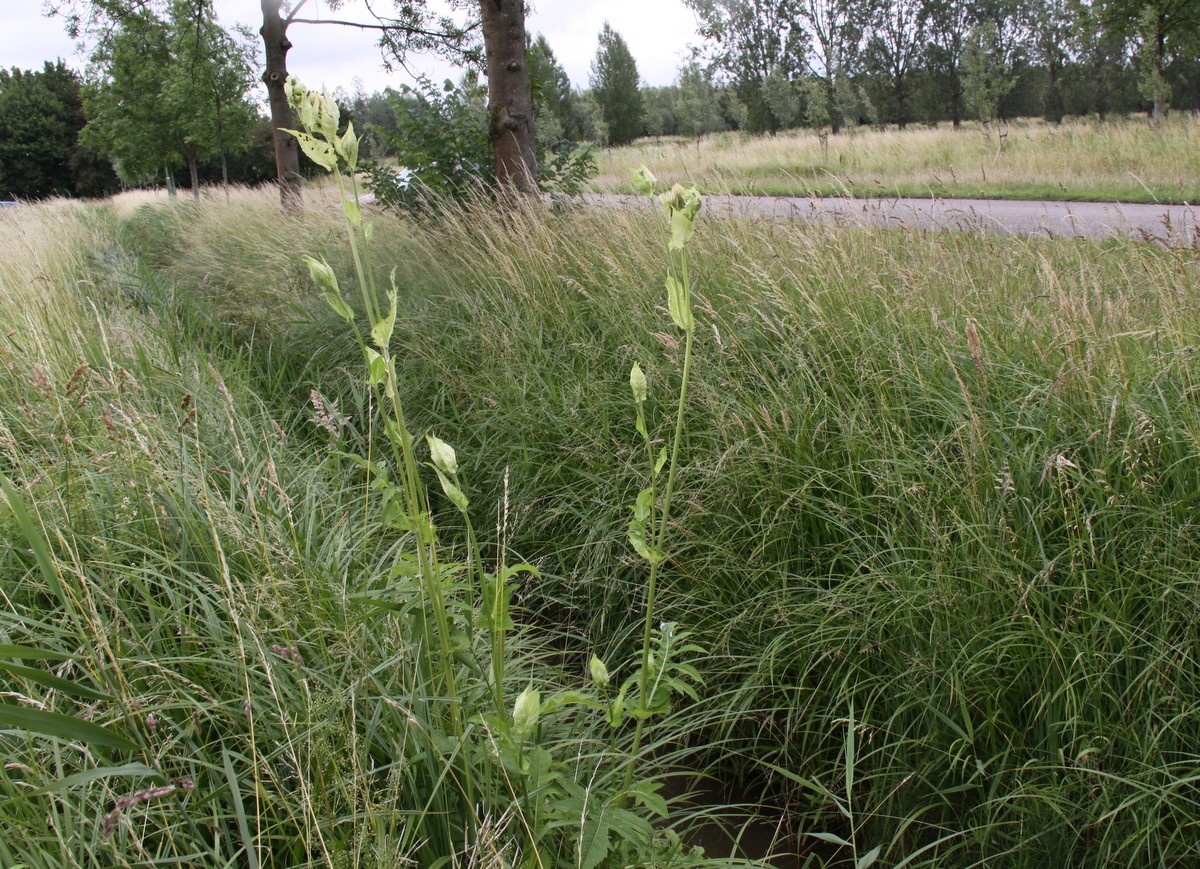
[{"xmin": 583, "ymin": 193, "xmax": 1200, "ymax": 244}]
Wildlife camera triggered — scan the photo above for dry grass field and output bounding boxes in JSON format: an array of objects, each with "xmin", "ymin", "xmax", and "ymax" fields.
[{"xmin": 593, "ymin": 114, "xmax": 1200, "ymax": 203}]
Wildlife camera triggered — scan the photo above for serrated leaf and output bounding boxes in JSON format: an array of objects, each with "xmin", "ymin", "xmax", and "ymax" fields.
[
  {"xmin": 578, "ymin": 809, "xmax": 612, "ymax": 869},
  {"xmin": 668, "ymin": 206, "xmax": 695, "ymax": 251},
  {"xmin": 0, "ymin": 703, "xmax": 137, "ymax": 752},
  {"xmin": 627, "ymin": 780, "xmax": 669, "ymax": 818},
  {"xmin": 281, "ymin": 128, "xmax": 336, "ymax": 172}
]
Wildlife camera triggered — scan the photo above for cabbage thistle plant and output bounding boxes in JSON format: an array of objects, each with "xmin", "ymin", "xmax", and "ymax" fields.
[{"xmin": 284, "ymin": 77, "xmax": 709, "ymax": 868}]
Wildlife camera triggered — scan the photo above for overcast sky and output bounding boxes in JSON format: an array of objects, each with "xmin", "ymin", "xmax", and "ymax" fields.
[{"xmin": 1, "ymin": 0, "xmax": 705, "ymax": 97}]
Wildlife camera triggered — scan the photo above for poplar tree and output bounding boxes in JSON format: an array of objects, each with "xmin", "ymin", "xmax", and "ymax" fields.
[{"xmin": 590, "ymin": 22, "xmax": 644, "ymax": 146}]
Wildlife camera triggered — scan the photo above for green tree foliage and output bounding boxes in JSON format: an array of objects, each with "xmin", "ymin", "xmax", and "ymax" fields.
[
  {"xmin": 1100, "ymin": 0, "xmax": 1200, "ymax": 119},
  {"xmin": 675, "ymin": 61, "xmax": 725, "ymax": 138},
  {"xmin": 81, "ymin": 1, "xmax": 260, "ymax": 194},
  {"xmin": 590, "ymin": 22, "xmax": 645, "ymax": 146},
  {"xmin": 528, "ymin": 33, "xmax": 584, "ymax": 144},
  {"xmin": 761, "ymin": 64, "xmax": 803, "ymax": 128},
  {"xmin": 963, "ymin": 19, "xmax": 1018, "ymax": 121},
  {"xmin": 0, "ymin": 61, "xmax": 118, "ymax": 200},
  {"xmin": 864, "ymin": 0, "xmax": 925, "ymax": 127},
  {"xmin": 796, "ymin": 0, "xmax": 878, "ymax": 133},
  {"xmin": 364, "ymin": 71, "xmax": 595, "ymax": 209},
  {"xmin": 683, "ymin": 0, "xmax": 808, "ymax": 132}
]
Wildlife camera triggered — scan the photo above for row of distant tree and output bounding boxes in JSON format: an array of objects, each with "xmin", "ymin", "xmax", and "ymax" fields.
[
  {"xmin": 1, "ymin": 0, "xmax": 1198, "ymax": 201},
  {"xmin": 677, "ymin": 0, "xmax": 1200, "ymax": 134}
]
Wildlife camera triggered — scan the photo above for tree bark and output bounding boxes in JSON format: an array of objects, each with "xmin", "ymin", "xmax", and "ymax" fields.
[
  {"xmin": 187, "ymin": 151, "xmax": 200, "ymax": 200},
  {"xmin": 479, "ymin": 0, "xmax": 537, "ymax": 194},
  {"xmin": 260, "ymin": 0, "xmax": 302, "ymax": 213}
]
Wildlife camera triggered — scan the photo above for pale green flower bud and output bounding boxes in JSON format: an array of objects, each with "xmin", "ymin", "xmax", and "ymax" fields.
[
  {"xmin": 512, "ymin": 686, "xmax": 541, "ymax": 742},
  {"xmin": 303, "ymin": 256, "xmax": 338, "ymax": 293},
  {"xmin": 631, "ymin": 166, "xmax": 657, "ymax": 196},
  {"xmin": 317, "ymin": 90, "xmax": 339, "ymax": 141},
  {"xmin": 337, "ymin": 121, "xmax": 359, "ymax": 169},
  {"xmin": 298, "ymin": 93, "xmax": 319, "ymax": 135},
  {"xmin": 589, "ymin": 655, "xmax": 610, "ymax": 690},
  {"xmin": 630, "ymin": 362, "xmax": 648, "ymax": 404},
  {"xmin": 285, "ymin": 75, "xmax": 305, "ymax": 110},
  {"xmin": 426, "ymin": 434, "xmax": 459, "ymax": 475}
]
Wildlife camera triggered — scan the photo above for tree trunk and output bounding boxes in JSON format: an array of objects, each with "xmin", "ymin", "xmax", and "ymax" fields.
[
  {"xmin": 479, "ymin": 0, "xmax": 537, "ymax": 194},
  {"xmin": 826, "ymin": 77, "xmax": 840, "ymax": 135},
  {"xmin": 260, "ymin": 0, "xmax": 302, "ymax": 213},
  {"xmin": 188, "ymin": 152, "xmax": 200, "ymax": 200}
]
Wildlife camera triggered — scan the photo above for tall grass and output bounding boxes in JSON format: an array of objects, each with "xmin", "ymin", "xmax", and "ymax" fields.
[
  {"xmin": 5, "ymin": 181, "xmax": 1200, "ymax": 866},
  {"xmin": 593, "ymin": 114, "xmax": 1200, "ymax": 203}
]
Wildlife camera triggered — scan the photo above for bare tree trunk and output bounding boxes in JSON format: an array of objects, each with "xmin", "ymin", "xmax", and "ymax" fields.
[
  {"xmin": 188, "ymin": 152, "xmax": 200, "ymax": 200},
  {"xmin": 479, "ymin": 0, "xmax": 537, "ymax": 194},
  {"xmin": 260, "ymin": 0, "xmax": 302, "ymax": 213}
]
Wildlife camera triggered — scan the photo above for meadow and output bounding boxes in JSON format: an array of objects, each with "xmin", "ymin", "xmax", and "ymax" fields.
[
  {"xmin": 594, "ymin": 114, "xmax": 1200, "ymax": 204},
  {"xmin": 2, "ymin": 173, "xmax": 1200, "ymax": 867}
]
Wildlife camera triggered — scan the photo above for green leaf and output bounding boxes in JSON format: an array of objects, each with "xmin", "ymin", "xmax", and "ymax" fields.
[
  {"xmin": 320, "ymin": 292, "xmax": 354, "ymax": 322},
  {"xmin": 808, "ymin": 831, "xmax": 853, "ymax": 848},
  {"xmin": 1, "ymin": 474, "xmax": 69, "ymax": 608},
  {"xmin": 0, "ymin": 662, "xmax": 113, "ymax": 702},
  {"xmin": 0, "ymin": 703, "xmax": 137, "ymax": 752},
  {"xmin": 482, "ymin": 573, "xmax": 516, "ymax": 634},
  {"xmin": 364, "ymin": 348, "xmax": 387, "ymax": 385},
  {"xmin": 2, "ymin": 762, "xmax": 162, "ymax": 805},
  {"xmin": 0, "ymin": 644, "xmax": 73, "ymax": 662},
  {"xmin": 627, "ymin": 780, "xmax": 668, "ymax": 818},
  {"xmin": 654, "ymin": 446, "xmax": 668, "ymax": 478},
  {"xmin": 433, "ymin": 468, "xmax": 469, "ymax": 512},
  {"xmin": 666, "ymin": 275, "xmax": 693, "ymax": 332},
  {"xmin": 858, "ymin": 845, "xmax": 883, "ymax": 869},
  {"xmin": 342, "ymin": 195, "xmax": 363, "ymax": 228},
  {"xmin": 541, "ymin": 690, "xmax": 600, "ymax": 716},
  {"xmin": 579, "ymin": 811, "xmax": 612, "ymax": 869},
  {"xmin": 371, "ymin": 288, "xmax": 398, "ymax": 350},
  {"xmin": 627, "ymin": 487, "xmax": 661, "ymax": 564},
  {"xmin": 281, "ymin": 128, "xmax": 336, "ymax": 172}
]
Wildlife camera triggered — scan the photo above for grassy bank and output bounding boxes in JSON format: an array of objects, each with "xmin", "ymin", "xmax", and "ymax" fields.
[
  {"xmin": 3, "ymin": 184, "xmax": 1200, "ymax": 866},
  {"xmin": 594, "ymin": 114, "xmax": 1200, "ymax": 204}
]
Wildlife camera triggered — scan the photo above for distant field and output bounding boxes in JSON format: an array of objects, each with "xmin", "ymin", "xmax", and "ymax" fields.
[{"xmin": 593, "ymin": 114, "xmax": 1200, "ymax": 204}]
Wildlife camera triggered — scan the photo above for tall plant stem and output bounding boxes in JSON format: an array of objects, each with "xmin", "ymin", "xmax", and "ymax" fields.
[{"xmin": 624, "ymin": 250, "xmax": 695, "ymax": 795}]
